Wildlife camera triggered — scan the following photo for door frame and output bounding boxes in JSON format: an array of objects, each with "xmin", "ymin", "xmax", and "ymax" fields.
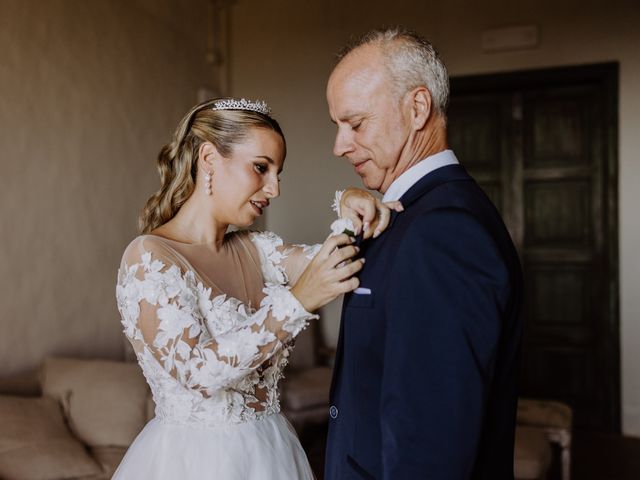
[{"xmin": 449, "ymin": 63, "xmax": 620, "ymax": 431}]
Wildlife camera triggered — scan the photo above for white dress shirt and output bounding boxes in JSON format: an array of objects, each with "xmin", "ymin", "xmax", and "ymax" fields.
[{"xmin": 382, "ymin": 150, "xmax": 459, "ymax": 203}]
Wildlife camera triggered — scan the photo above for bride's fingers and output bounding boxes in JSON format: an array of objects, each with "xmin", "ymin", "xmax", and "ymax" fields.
[
  {"xmin": 362, "ymin": 200, "xmax": 388, "ymax": 240},
  {"xmin": 357, "ymin": 200, "xmax": 377, "ymax": 227},
  {"xmin": 340, "ymin": 207, "xmax": 364, "ymax": 235},
  {"xmin": 329, "ymin": 245, "xmax": 359, "ymax": 269},
  {"xmin": 370, "ymin": 201, "xmax": 405, "ymax": 238},
  {"xmin": 319, "ymin": 233, "xmax": 354, "ymax": 259},
  {"xmin": 372, "ymin": 201, "xmax": 391, "ymax": 238},
  {"xmin": 337, "ymin": 276, "xmax": 360, "ymax": 294},
  {"xmin": 345, "ymin": 192, "xmax": 378, "ymax": 225},
  {"xmin": 341, "ymin": 191, "xmax": 404, "ymax": 239},
  {"xmin": 334, "ymin": 257, "xmax": 366, "ymax": 282},
  {"xmin": 384, "ymin": 200, "xmax": 404, "ymax": 212}
]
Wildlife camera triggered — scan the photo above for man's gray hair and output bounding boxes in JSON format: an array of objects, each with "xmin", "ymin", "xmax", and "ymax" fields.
[{"xmin": 337, "ymin": 27, "xmax": 450, "ymax": 116}]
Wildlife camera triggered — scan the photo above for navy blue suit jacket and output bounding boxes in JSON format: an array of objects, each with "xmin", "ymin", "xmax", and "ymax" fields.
[{"xmin": 325, "ymin": 164, "xmax": 523, "ymax": 479}]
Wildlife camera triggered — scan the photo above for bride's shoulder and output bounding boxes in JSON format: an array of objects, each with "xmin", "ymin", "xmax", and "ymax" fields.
[
  {"xmin": 245, "ymin": 230, "xmax": 284, "ymax": 250},
  {"xmin": 120, "ymin": 234, "xmax": 179, "ymax": 268}
]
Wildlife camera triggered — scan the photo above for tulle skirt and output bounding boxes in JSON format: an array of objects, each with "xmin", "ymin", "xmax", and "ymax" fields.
[{"xmin": 112, "ymin": 413, "xmax": 314, "ymax": 479}]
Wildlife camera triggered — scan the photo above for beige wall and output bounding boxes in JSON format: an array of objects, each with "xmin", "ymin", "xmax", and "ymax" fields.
[
  {"xmin": 1, "ymin": 0, "xmax": 637, "ymax": 437},
  {"xmin": 0, "ymin": 0, "xmax": 210, "ymax": 375},
  {"xmin": 230, "ymin": 0, "xmax": 640, "ymax": 436}
]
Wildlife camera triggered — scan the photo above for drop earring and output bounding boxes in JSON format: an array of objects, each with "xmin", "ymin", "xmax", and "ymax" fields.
[{"xmin": 204, "ymin": 170, "xmax": 213, "ymax": 196}]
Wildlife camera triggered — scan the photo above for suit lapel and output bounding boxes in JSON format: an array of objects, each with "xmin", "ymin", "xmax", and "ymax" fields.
[{"xmin": 329, "ymin": 296, "xmax": 348, "ymax": 399}]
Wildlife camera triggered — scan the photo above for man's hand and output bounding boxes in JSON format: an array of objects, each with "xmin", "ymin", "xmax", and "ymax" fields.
[{"xmin": 340, "ymin": 188, "xmax": 403, "ymax": 239}]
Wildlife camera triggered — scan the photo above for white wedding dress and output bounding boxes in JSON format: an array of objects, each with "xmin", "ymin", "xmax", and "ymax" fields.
[{"xmin": 113, "ymin": 230, "xmax": 321, "ymax": 479}]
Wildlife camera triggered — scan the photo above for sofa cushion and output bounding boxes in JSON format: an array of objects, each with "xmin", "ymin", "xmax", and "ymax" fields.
[
  {"xmin": 90, "ymin": 446, "xmax": 127, "ymax": 478},
  {"xmin": 41, "ymin": 357, "xmax": 150, "ymax": 448},
  {"xmin": 0, "ymin": 395, "xmax": 102, "ymax": 480},
  {"xmin": 514, "ymin": 426, "xmax": 552, "ymax": 480}
]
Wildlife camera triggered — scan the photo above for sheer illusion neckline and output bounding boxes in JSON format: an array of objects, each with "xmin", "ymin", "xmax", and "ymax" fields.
[
  {"xmin": 144, "ymin": 231, "xmax": 242, "ymax": 249},
  {"xmin": 139, "ymin": 231, "xmax": 263, "ymax": 308}
]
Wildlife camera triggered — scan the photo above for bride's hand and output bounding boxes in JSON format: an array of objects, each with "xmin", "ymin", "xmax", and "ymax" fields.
[
  {"xmin": 291, "ymin": 233, "xmax": 364, "ymax": 312},
  {"xmin": 340, "ymin": 188, "xmax": 404, "ymax": 239}
]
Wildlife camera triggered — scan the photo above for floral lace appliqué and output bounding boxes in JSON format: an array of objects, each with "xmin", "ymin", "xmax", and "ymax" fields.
[{"xmin": 116, "ymin": 233, "xmax": 318, "ymax": 427}]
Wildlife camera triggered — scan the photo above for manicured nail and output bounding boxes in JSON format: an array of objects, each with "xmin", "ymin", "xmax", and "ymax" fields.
[
  {"xmin": 361, "ymin": 257, "xmax": 366, "ymax": 263},
  {"xmin": 355, "ymin": 246, "xmax": 360, "ymax": 252},
  {"xmin": 373, "ymin": 229, "xmax": 381, "ymax": 238},
  {"xmin": 363, "ymin": 222, "xmax": 370, "ymax": 233},
  {"xmin": 349, "ymin": 236, "xmax": 356, "ymax": 243}
]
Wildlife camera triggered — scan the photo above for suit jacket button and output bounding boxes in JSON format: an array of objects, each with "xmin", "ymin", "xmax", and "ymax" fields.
[{"xmin": 329, "ymin": 405, "xmax": 339, "ymax": 419}]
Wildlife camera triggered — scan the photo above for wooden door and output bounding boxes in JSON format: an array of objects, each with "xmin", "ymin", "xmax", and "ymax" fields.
[{"xmin": 447, "ymin": 64, "xmax": 619, "ymax": 431}]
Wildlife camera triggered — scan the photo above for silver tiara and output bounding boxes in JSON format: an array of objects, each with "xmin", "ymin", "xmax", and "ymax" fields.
[{"xmin": 211, "ymin": 98, "xmax": 271, "ymax": 116}]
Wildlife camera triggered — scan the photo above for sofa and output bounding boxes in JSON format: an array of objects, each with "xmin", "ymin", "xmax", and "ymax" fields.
[
  {"xmin": 0, "ymin": 355, "xmax": 555, "ymax": 480},
  {"xmin": 0, "ymin": 357, "xmax": 153, "ymax": 480}
]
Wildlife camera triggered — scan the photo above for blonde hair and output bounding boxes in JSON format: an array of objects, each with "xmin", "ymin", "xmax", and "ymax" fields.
[{"xmin": 139, "ymin": 98, "xmax": 285, "ymax": 234}]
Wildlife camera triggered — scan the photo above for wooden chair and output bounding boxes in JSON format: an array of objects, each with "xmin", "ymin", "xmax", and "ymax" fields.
[
  {"xmin": 517, "ymin": 398, "xmax": 573, "ymax": 480},
  {"xmin": 515, "ymin": 426, "xmax": 553, "ymax": 479}
]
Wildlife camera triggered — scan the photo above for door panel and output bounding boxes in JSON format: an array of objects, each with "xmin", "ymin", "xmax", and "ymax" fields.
[
  {"xmin": 527, "ymin": 264, "xmax": 592, "ymax": 328},
  {"xmin": 448, "ymin": 64, "xmax": 619, "ymax": 430},
  {"xmin": 447, "ymin": 94, "xmax": 511, "ymax": 215},
  {"xmin": 525, "ymin": 87, "xmax": 595, "ymax": 167},
  {"xmin": 524, "ymin": 179, "xmax": 592, "ymax": 248}
]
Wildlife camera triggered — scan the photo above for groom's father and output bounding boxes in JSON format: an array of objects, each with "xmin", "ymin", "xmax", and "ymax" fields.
[{"xmin": 325, "ymin": 28, "xmax": 524, "ymax": 479}]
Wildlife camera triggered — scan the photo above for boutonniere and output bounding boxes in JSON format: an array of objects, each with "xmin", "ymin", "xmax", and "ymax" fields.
[
  {"xmin": 330, "ymin": 217, "xmax": 356, "ymax": 237},
  {"xmin": 330, "ymin": 190, "xmax": 356, "ymax": 236}
]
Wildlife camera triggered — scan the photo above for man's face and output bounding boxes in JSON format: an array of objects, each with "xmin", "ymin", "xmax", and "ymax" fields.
[{"xmin": 327, "ymin": 45, "xmax": 411, "ymax": 193}]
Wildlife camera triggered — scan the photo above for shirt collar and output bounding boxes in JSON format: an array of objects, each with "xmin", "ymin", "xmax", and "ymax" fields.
[{"xmin": 382, "ymin": 150, "xmax": 459, "ymax": 203}]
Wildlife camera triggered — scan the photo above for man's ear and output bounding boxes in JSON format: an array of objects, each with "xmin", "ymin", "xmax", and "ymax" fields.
[
  {"xmin": 198, "ymin": 141, "xmax": 220, "ymax": 170},
  {"xmin": 410, "ymin": 87, "xmax": 432, "ymax": 131}
]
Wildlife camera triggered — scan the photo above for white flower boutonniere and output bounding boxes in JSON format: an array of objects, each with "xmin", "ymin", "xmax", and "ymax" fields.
[
  {"xmin": 332, "ymin": 190, "xmax": 345, "ymax": 216},
  {"xmin": 330, "ymin": 217, "xmax": 356, "ymax": 237}
]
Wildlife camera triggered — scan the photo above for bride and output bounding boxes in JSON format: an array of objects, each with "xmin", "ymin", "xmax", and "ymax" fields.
[{"xmin": 113, "ymin": 98, "xmax": 399, "ymax": 479}]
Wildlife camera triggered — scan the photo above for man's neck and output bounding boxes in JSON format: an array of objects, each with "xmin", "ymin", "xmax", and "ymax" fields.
[
  {"xmin": 381, "ymin": 118, "xmax": 448, "ymax": 193},
  {"xmin": 382, "ymin": 150, "xmax": 459, "ymax": 202}
]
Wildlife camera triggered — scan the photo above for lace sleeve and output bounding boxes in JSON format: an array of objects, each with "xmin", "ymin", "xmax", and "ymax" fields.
[
  {"xmin": 116, "ymin": 237, "xmax": 318, "ymax": 398},
  {"xmin": 249, "ymin": 231, "xmax": 321, "ymax": 287}
]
